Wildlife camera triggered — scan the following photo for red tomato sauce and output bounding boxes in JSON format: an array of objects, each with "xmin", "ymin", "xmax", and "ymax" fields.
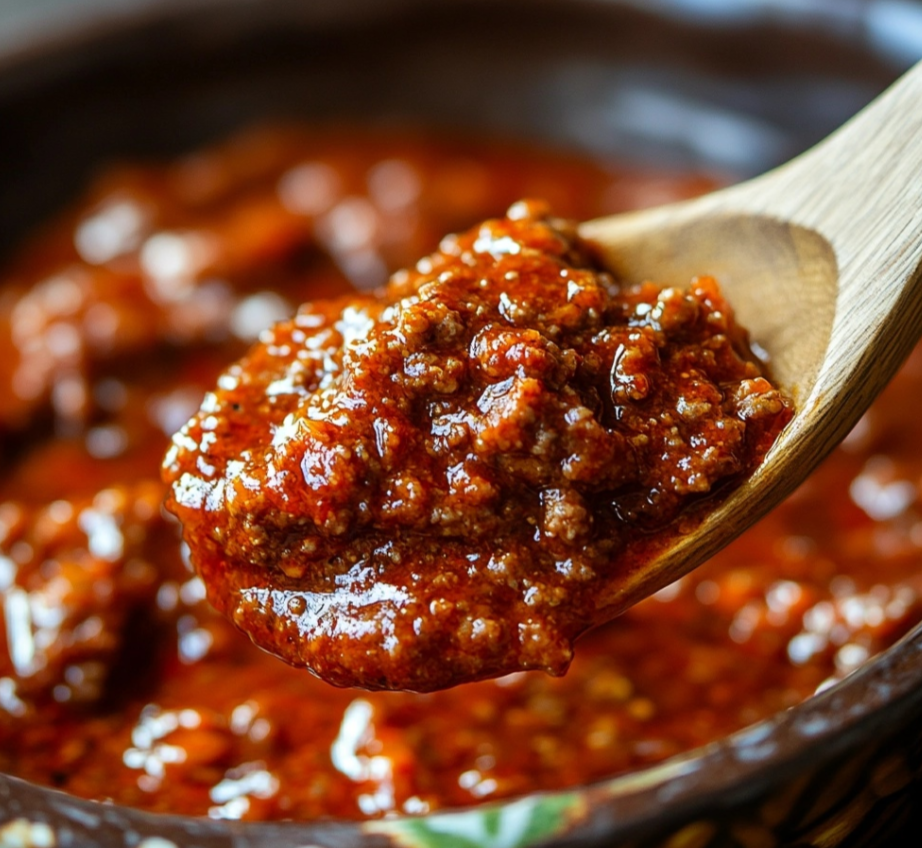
[
  {"xmin": 162, "ymin": 199, "xmax": 790, "ymax": 692},
  {"xmin": 0, "ymin": 128, "xmax": 918, "ymax": 821}
]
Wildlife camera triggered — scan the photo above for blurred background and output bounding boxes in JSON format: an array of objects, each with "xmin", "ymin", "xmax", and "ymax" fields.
[
  {"xmin": 4, "ymin": 0, "xmax": 922, "ymax": 67},
  {"xmin": 2, "ymin": 0, "xmax": 922, "ymax": 261},
  {"xmin": 3, "ymin": 0, "xmax": 922, "ymax": 181}
]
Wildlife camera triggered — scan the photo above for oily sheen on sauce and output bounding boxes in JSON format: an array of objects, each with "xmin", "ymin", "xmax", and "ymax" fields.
[
  {"xmin": 163, "ymin": 200, "xmax": 791, "ymax": 692},
  {"xmin": 0, "ymin": 129, "xmax": 920, "ymax": 820}
]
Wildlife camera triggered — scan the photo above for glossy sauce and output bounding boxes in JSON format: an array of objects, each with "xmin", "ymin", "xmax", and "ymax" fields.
[
  {"xmin": 163, "ymin": 199, "xmax": 790, "ymax": 692},
  {"xmin": 0, "ymin": 128, "xmax": 919, "ymax": 820}
]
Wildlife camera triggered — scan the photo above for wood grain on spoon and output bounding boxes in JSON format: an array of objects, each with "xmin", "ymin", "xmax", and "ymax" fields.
[{"xmin": 581, "ymin": 59, "xmax": 922, "ymax": 619}]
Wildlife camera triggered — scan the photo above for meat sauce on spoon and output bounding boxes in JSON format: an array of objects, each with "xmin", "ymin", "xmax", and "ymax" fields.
[
  {"xmin": 162, "ymin": 201, "xmax": 790, "ymax": 691},
  {"xmin": 165, "ymin": 60, "xmax": 922, "ymax": 691}
]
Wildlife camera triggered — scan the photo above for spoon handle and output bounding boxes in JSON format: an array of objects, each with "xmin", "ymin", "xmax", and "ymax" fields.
[{"xmin": 739, "ymin": 57, "xmax": 922, "ymax": 310}]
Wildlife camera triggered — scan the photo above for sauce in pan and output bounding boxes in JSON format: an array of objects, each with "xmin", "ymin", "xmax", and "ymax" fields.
[{"xmin": 0, "ymin": 128, "xmax": 918, "ymax": 820}]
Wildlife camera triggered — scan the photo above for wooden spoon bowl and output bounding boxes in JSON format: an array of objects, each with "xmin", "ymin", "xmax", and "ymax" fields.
[{"xmin": 582, "ymin": 59, "xmax": 922, "ymax": 617}]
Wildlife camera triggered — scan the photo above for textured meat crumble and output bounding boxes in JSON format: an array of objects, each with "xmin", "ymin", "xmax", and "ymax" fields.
[{"xmin": 163, "ymin": 199, "xmax": 791, "ymax": 691}]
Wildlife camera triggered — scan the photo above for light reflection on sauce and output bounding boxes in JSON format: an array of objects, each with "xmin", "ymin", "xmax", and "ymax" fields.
[{"xmin": 0, "ymin": 127, "xmax": 918, "ymax": 821}]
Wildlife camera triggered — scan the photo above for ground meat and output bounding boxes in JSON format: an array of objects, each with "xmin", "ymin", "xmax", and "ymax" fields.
[{"xmin": 162, "ymin": 199, "xmax": 791, "ymax": 691}]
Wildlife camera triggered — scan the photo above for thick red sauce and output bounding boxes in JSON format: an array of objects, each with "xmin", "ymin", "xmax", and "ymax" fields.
[
  {"xmin": 162, "ymin": 200, "xmax": 790, "ymax": 692},
  {"xmin": 0, "ymin": 128, "xmax": 920, "ymax": 820}
]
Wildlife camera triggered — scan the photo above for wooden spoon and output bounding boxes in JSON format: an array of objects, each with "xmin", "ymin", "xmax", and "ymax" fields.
[{"xmin": 580, "ymin": 59, "xmax": 922, "ymax": 620}]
